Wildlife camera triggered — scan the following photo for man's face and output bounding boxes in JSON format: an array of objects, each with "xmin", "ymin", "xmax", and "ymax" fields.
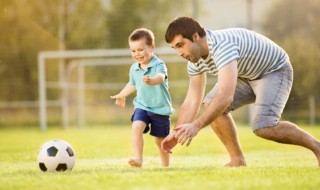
[{"xmin": 170, "ymin": 34, "xmax": 201, "ymax": 63}]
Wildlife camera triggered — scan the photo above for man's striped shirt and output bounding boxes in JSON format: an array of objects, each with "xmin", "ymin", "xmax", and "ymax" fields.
[{"xmin": 187, "ymin": 28, "xmax": 289, "ymax": 80}]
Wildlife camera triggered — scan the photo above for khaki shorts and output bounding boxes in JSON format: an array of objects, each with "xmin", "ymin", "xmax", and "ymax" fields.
[{"xmin": 203, "ymin": 62, "xmax": 293, "ymax": 131}]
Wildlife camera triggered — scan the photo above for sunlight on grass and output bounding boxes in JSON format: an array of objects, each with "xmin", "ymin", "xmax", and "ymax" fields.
[{"xmin": 1, "ymin": 125, "xmax": 320, "ymax": 190}]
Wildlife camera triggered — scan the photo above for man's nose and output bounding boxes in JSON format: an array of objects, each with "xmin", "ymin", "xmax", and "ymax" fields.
[{"xmin": 178, "ymin": 50, "xmax": 184, "ymax": 57}]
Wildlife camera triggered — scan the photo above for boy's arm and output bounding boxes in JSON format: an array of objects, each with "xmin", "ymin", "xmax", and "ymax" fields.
[
  {"xmin": 142, "ymin": 73, "xmax": 165, "ymax": 85},
  {"xmin": 110, "ymin": 82, "xmax": 136, "ymax": 107}
]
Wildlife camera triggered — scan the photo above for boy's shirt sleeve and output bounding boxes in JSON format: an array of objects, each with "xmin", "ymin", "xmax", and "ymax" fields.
[{"xmin": 155, "ymin": 61, "xmax": 168, "ymax": 79}]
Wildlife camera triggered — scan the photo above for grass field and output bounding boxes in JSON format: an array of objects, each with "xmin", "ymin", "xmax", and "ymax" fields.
[{"xmin": 1, "ymin": 125, "xmax": 320, "ymax": 190}]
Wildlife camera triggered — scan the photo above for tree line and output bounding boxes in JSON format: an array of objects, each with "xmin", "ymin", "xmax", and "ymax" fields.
[
  {"xmin": 0, "ymin": 0, "xmax": 319, "ymax": 118},
  {"xmin": 0, "ymin": 0, "xmax": 190, "ymax": 102}
]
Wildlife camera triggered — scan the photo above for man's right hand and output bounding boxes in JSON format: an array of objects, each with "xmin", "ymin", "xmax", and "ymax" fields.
[{"xmin": 161, "ymin": 131, "xmax": 178, "ymax": 153}]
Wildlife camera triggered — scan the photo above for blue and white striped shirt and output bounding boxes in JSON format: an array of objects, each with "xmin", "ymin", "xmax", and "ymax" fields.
[{"xmin": 187, "ymin": 28, "xmax": 289, "ymax": 80}]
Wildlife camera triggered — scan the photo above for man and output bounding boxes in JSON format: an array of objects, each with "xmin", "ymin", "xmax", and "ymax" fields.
[{"xmin": 161, "ymin": 16, "xmax": 320, "ymax": 167}]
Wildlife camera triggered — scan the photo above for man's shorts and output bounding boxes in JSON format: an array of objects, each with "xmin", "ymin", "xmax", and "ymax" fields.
[
  {"xmin": 131, "ymin": 108, "xmax": 170, "ymax": 138},
  {"xmin": 203, "ymin": 62, "xmax": 293, "ymax": 131}
]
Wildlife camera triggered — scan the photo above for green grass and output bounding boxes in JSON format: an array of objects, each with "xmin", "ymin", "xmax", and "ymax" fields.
[{"xmin": 1, "ymin": 125, "xmax": 320, "ymax": 190}]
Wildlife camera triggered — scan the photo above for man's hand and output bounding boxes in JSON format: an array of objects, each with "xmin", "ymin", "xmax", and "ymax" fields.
[
  {"xmin": 110, "ymin": 94, "xmax": 126, "ymax": 108},
  {"xmin": 174, "ymin": 122, "xmax": 200, "ymax": 146},
  {"xmin": 161, "ymin": 131, "xmax": 178, "ymax": 153}
]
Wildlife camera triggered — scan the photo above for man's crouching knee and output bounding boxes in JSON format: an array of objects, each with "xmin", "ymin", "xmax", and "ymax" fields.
[{"xmin": 252, "ymin": 117, "xmax": 279, "ymax": 139}]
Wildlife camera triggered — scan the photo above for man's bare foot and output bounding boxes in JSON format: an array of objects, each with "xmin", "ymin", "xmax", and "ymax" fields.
[
  {"xmin": 128, "ymin": 158, "xmax": 142, "ymax": 168},
  {"xmin": 224, "ymin": 158, "xmax": 246, "ymax": 167}
]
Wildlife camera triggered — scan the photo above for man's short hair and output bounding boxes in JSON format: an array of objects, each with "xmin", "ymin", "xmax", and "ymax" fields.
[
  {"xmin": 129, "ymin": 28, "xmax": 155, "ymax": 46},
  {"xmin": 165, "ymin": 16, "xmax": 206, "ymax": 43}
]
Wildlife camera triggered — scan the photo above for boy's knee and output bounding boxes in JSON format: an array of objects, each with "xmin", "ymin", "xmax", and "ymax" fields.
[
  {"xmin": 132, "ymin": 122, "xmax": 147, "ymax": 132},
  {"xmin": 154, "ymin": 137, "xmax": 165, "ymax": 147}
]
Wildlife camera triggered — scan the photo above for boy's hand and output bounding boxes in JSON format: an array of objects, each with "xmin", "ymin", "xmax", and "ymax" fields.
[
  {"xmin": 110, "ymin": 95, "xmax": 126, "ymax": 107},
  {"xmin": 142, "ymin": 75, "xmax": 153, "ymax": 85}
]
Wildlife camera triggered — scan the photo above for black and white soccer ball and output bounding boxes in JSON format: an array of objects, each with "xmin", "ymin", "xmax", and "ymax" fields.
[{"xmin": 37, "ymin": 139, "xmax": 75, "ymax": 172}]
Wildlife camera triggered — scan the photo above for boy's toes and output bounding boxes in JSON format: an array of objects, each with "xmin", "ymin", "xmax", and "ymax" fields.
[{"xmin": 128, "ymin": 158, "xmax": 142, "ymax": 168}]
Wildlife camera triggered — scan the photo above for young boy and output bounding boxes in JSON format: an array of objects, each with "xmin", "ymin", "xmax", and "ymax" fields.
[{"xmin": 110, "ymin": 28, "xmax": 174, "ymax": 167}]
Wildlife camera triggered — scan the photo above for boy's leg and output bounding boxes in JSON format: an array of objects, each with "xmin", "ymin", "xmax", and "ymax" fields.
[
  {"xmin": 147, "ymin": 111, "xmax": 170, "ymax": 166},
  {"xmin": 129, "ymin": 120, "xmax": 147, "ymax": 167},
  {"xmin": 154, "ymin": 137, "xmax": 170, "ymax": 167}
]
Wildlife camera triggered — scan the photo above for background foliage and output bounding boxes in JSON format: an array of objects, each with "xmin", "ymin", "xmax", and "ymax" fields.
[{"xmin": 0, "ymin": 0, "xmax": 320, "ymax": 126}]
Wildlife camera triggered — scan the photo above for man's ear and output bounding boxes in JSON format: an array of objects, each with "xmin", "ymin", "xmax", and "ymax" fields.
[{"xmin": 192, "ymin": 33, "xmax": 199, "ymax": 42}]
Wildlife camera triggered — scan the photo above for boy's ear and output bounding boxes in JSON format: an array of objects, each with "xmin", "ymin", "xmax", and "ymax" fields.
[{"xmin": 150, "ymin": 44, "xmax": 155, "ymax": 51}]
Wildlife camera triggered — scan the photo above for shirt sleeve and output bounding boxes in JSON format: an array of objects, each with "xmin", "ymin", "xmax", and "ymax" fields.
[
  {"xmin": 187, "ymin": 61, "xmax": 204, "ymax": 76},
  {"xmin": 213, "ymin": 41, "xmax": 240, "ymax": 70},
  {"xmin": 155, "ymin": 61, "xmax": 168, "ymax": 78}
]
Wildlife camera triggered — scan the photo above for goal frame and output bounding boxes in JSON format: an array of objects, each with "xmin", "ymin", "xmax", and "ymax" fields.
[{"xmin": 38, "ymin": 48, "xmax": 182, "ymax": 130}]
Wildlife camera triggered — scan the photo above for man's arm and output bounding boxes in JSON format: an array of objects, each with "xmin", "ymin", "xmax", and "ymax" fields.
[
  {"xmin": 176, "ymin": 72, "xmax": 207, "ymax": 126},
  {"xmin": 194, "ymin": 60, "xmax": 238, "ymax": 129},
  {"xmin": 160, "ymin": 72, "xmax": 206, "ymax": 153},
  {"xmin": 175, "ymin": 60, "xmax": 238, "ymax": 146}
]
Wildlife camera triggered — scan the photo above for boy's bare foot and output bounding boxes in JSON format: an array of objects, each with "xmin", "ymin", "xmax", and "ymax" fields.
[
  {"xmin": 224, "ymin": 158, "xmax": 246, "ymax": 167},
  {"xmin": 128, "ymin": 158, "xmax": 142, "ymax": 168}
]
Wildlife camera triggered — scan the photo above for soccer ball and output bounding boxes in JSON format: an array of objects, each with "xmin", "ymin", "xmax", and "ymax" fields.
[{"xmin": 37, "ymin": 139, "xmax": 75, "ymax": 172}]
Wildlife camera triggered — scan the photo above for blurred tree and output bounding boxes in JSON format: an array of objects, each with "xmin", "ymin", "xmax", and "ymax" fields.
[
  {"xmin": 0, "ymin": 0, "xmax": 106, "ymax": 101},
  {"xmin": 262, "ymin": 0, "xmax": 320, "ymax": 101},
  {"xmin": 105, "ymin": 0, "xmax": 191, "ymax": 48},
  {"xmin": 0, "ymin": 0, "xmax": 195, "ymax": 102},
  {"xmin": 65, "ymin": 0, "xmax": 107, "ymax": 49},
  {"xmin": 262, "ymin": 0, "xmax": 320, "ymax": 44},
  {"xmin": 0, "ymin": 0, "xmax": 59, "ymax": 101},
  {"xmin": 282, "ymin": 36, "xmax": 320, "ymax": 97},
  {"xmin": 261, "ymin": 0, "xmax": 320, "ymax": 123}
]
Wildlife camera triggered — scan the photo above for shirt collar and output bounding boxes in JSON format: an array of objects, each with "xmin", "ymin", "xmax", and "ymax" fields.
[
  {"xmin": 205, "ymin": 29, "xmax": 215, "ymax": 47},
  {"xmin": 133, "ymin": 55, "xmax": 157, "ymax": 71}
]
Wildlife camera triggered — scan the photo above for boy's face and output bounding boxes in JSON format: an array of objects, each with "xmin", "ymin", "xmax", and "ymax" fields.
[
  {"xmin": 170, "ymin": 34, "xmax": 201, "ymax": 63},
  {"xmin": 129, "ymin": 38, "xmax": 154, "ymax": 65}
]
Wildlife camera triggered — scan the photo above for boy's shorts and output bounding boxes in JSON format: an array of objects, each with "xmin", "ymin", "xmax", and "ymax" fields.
[
  {"xmin": 131, "ymin": 108, "xmax": 170, "ymax": 138},
  {"xmin": 203, "ymin": 62, "xmax": 293, "ymax": 131}
]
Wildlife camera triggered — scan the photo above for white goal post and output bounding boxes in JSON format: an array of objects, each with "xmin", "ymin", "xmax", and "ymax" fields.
[{"xmin": 38, "ymin": 48, "xmax": 185, "ymax": 131}]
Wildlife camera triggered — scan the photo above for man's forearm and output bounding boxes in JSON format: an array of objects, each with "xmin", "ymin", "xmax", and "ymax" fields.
[
  {"xmin": 194, "ymin": 94, "xmax": 232, "ymax": 129},
  {"xmin": 175, "ymin": 101, "xmax": 202, "ymax": 127}
]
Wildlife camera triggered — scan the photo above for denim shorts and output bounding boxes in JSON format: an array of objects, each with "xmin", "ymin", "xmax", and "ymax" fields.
[
  {"xmin": 131, "ymin": 108, "xmax": 170, "ymax": 137},
  {"xmin": 203, "ymin": 62, "xmax": 293, "ymax": 131}
]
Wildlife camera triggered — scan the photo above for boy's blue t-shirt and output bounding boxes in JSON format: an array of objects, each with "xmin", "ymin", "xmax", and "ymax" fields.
[{"xmin": 129, "ymin": 55, "xmax": 174, "ymax": 116}]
